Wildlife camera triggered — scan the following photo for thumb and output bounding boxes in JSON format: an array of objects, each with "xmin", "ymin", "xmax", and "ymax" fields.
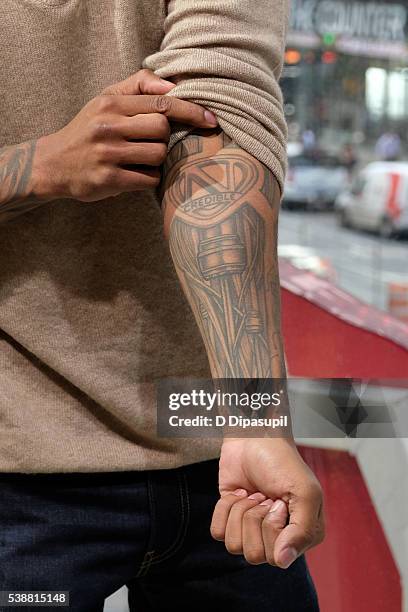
[
  {"xmin": 102, "ymin": 69, "xmax": 175, "ymax": 96},
  {"xmin": 273, "ymin": 495, "xmax": 320, "ymax": 569}
]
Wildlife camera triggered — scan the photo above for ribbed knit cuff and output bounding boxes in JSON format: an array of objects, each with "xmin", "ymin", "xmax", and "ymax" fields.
[{"xmin": 162, "ymin": 77, "xmax": 287, "ymax": 196}]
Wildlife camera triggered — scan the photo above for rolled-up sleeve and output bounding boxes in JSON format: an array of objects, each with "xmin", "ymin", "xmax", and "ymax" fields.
[{"xmin": 143, "ymin": 0, "xmax": 290, "ymax": 193}]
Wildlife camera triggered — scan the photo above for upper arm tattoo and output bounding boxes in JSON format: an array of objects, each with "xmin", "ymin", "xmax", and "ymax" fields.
[
  {"xmin": 0, "ymin": 140, "xmax": 42, "ymax": 223},
  {"xmin": 163, "ymin": 131, "xmax": 286, "ymax": 380}
]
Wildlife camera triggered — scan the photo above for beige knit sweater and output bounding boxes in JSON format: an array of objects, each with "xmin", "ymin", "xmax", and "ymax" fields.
[{"xmin": 0, "ymin": 0, "xmax": 288, "ymax": 472}]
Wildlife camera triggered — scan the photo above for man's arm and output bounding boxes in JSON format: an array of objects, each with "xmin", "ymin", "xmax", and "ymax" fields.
[
  {"xmin": 162, "ymin": 129, "xmax": 325, "ymax": 569},
  {"xmin": 0, "ymin": 70, "xmax": 216, "ymax": 225},
  {"xmin": 162, "ymin": 128, "xmax": 284, "ymax": 380}
]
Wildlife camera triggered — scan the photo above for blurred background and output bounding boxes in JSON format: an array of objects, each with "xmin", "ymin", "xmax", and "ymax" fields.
[
  {"xmin": 105, "ymin": 1, "xmax": 408, "ymax": 610},
  {"xmin": 280, "ymin": 0, "xmax": 408, "ymax": 314},
  {"xmin": 277, "ymin": 2, "xmax": 408, "ymax": 611}
]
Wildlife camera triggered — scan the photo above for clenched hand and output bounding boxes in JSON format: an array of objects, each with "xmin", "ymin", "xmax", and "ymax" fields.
[{"xmin": 211, "ymin": 438, "xmax": 325, "ymax": 569}]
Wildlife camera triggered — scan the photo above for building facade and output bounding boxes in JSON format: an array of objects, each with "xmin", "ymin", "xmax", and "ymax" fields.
[{"xmin": 282, "ymin": 0, "xmax": 408, "ymax": 150}]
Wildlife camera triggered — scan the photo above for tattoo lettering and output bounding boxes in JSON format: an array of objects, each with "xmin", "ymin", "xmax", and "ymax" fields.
[
  {"xmin": 0, "ymin": 140, "xmax": 42, "ymax": 223},
  {"xmin": 163, "ymin": 133, "xmax": 285, "ymax": 379}
]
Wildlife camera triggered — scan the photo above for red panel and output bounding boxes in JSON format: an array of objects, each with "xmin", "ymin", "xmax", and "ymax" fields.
[
  {"xmin": 279, "ymin": 261, "xmax": 408, "ymax": 378},
  {"xmin": 279, "ymin": 264, "xmax": 404, "ymax": 610},
  {"xmin": 387, "ymin": 173, "xmax": 402, "ymax": 220},
  {"xmin": 282, "ymin": 288, "xmax": 408, "ymax": 377},
  {"xmin": 299, "ymin": 446, "xmax": 402, "ymax": 612}
]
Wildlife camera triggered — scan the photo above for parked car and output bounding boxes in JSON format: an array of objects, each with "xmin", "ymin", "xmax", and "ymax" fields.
[
  {"xmin": 335, "ymin": 162, "xmax": 408, "ymax": 238},
  {"xmin": 283, "ymin": 151, "xmax": 350, "ymax": 210}
]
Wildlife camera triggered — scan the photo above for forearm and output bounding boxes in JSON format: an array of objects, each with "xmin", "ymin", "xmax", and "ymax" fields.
[{"xmin": 162, "ymin": 129, "xmax": 285, "ymax": 380}]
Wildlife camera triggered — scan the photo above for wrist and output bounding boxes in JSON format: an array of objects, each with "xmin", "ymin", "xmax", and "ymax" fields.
[
  {"xmin": 31, "ymin": 133, "xmax": 69, "ymax": 201},
  {"xmin": 221, "ymin": 436, "xmax": 297, "ymax": 449}
]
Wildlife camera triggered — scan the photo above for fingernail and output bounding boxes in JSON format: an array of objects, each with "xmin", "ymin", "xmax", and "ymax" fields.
[
  {"xmin": 259, "ymin": 499, "xmax": 274, "ymax": 507},
  {"xmin": 232, "ymin": 488, "xmax": 248, "ymax": 497},
  {"xmin": 279, "ymin": 547, "xmax": 298, "ymax": 569},
  {"xmin": 248, "ymin": 492, "xmax": 266, "ymax": 502},
  {"xmin": 159, "ymin": 78, "xmax": 174, "ymax": 86},
  {"xmin": 269, "ymin": 500, "xmax": 286, "ymax": 513},
  {"xmin": 204, "ymin": 110, "xmax": 218, "ymax": 126}
]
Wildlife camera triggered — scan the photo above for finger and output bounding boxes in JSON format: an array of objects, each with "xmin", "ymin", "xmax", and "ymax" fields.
[
  {"xmin": 112, "ymin": 142, "xmax": 168, "ymax": 167},
  {"xmin": 224, "ymin": 492, "xmax": 266, "ymax": 555},
  {"xmin": 274, "ymin": 494, "xmax": 323, "ymax": 569},
  {"xmin": 118, "ymin": 114, "xmax": 171, "ymax": 142},
  {"xmin": 242, "ymin": 498, "xmax": 274, "ymax": 565},
  {"xmin": 102, "ymin": 69, "xmax": 175, "ymax": 96},
  {"xmin": 261, "ymin": 499, "xmax": 289, "ymax": 566},
  {"xmin": 112, "ymin": 95, "xmax": 218, "ymax": 128},
  {"xmin": 114, "ymin": 166, "xmax": 161, "ymax": 192},
  {"xmin": 159, "ymin": 96, "xmax": 218, "ymax": 128},
  {"xmin": 136, "ymin": 70, "xmax": 175, "ymax": 95},
  {"xmin": 210, "ymin": 489, "xmax": 248, "ymax": 541}
]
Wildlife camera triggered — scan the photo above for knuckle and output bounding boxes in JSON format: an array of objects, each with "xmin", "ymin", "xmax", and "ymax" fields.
[
  {"xmin": 152, "ymin": 143, "xmax": 168, "ymax": 164},
  {"xmin": 301, "ymin": 528, "xmax": 316, "ymax": 549},
  {"xmin": 310, "ymin": 477, "xmax": 323, "ymax": 494},
  {"xmin": 232, "ymin": 498, "xmax": 251, "ymax": 511},
  {"xmin": 155, "ymin": 114, "xmax": 171, "ymax": 139},
  {"xmin": 210, "ymin": 525, "xmax": 224, "ymax": 541},
  {"xmin": 97, "ymin": 166, "xmax": 116, "ymax": 186},
  {"xmin": 217, "ymin": 497, "xmax": 236, "ymax": 512},
  {"xmin": 216, "ymin": 498, "xmax": 229, "ymax": 510},
  {"xmin": 245, "ymin": 550, "xmax": 265, "ymax": 565},
  {"xmin": 72, "ymin": 183, "xmax": 92, "ymax": 201},
  {"xmin": 244, "ymin": 507, "xmax": 263, "ymax": 523},
  {"xmin": 94, "ymin": 142, "xmax": 115, "ymax": 162},
  {"xmin": 308, "ymin": 481, "xmax": 323, "ymax": 503},
  {"xmin": 94, "ymin": 95, "xmax": 116, "ymax": 114},
  {"xmin": 137, "ymin": 68, "xmax": 152, "ymax": 79},
  {"xmin": 90, "ymin": 121, "xmax": 116, "ymax": 141},
  {"xmin": 151, "ymin": 95, "xmax": 172, "ymax": 114},
  {"xmin": 225, "ymin": 540, "xmax": 242, "ymax": 555},
  {"xmin": 299, "ymin": 479, "xmax": 322, "ymax": 504}
]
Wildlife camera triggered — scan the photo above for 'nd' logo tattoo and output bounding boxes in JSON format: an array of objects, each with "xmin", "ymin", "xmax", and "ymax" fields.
[{"xmin": 167, "ymin": 155, "xmax": 260, "ymax": 225}]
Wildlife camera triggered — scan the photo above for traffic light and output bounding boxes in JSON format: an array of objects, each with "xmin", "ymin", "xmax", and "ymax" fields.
[
  {"xmin": 322, "ymin": 51, "xmax": 338, "ymax": 64},
  {"xmin": 322, "ymin": 32, "xmax": 337, "ymax": 46},
  {"xmin": 285, "ymin": 49, "xmax": 301, "ymax": 65}
]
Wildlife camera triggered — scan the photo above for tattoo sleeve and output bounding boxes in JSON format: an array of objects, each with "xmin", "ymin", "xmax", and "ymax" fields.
[
  {"xmin": 162, "ymin": 129, "xmax": 286, "ymax": 380},
  {"xmin": 0, "ymin": 140, "xmax": 43, "ymax": 223}
]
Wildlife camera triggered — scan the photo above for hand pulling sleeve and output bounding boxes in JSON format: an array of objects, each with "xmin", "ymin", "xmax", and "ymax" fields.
[{"xmin": 143, "ymin": 0, "xmax": 290, "ymax": 193}]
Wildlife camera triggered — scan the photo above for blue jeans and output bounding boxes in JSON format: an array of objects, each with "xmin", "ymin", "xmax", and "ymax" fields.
[{"xmin": 0, "ymin": 459, "xmax": 319, "ymax": 611}]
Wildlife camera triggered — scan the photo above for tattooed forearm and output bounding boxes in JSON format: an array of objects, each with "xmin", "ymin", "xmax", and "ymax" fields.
[
  {"xmin": 162, "ymin": 129, "xmax": 285, "ymax": 379},
  {"xmin": 0, "ymin": 140, "xmax": 44, "ymax": 223}
]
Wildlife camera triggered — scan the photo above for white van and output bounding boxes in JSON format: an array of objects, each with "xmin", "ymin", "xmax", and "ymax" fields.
[{"xmin": 335, "ymin": 162, "xmax": 408, "ymax": 237}]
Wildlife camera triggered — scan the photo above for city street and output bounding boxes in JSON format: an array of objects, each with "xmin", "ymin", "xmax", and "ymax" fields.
[{"xmin": 278, "ymin": 210, "xmax": 408, "ymax": 312}]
